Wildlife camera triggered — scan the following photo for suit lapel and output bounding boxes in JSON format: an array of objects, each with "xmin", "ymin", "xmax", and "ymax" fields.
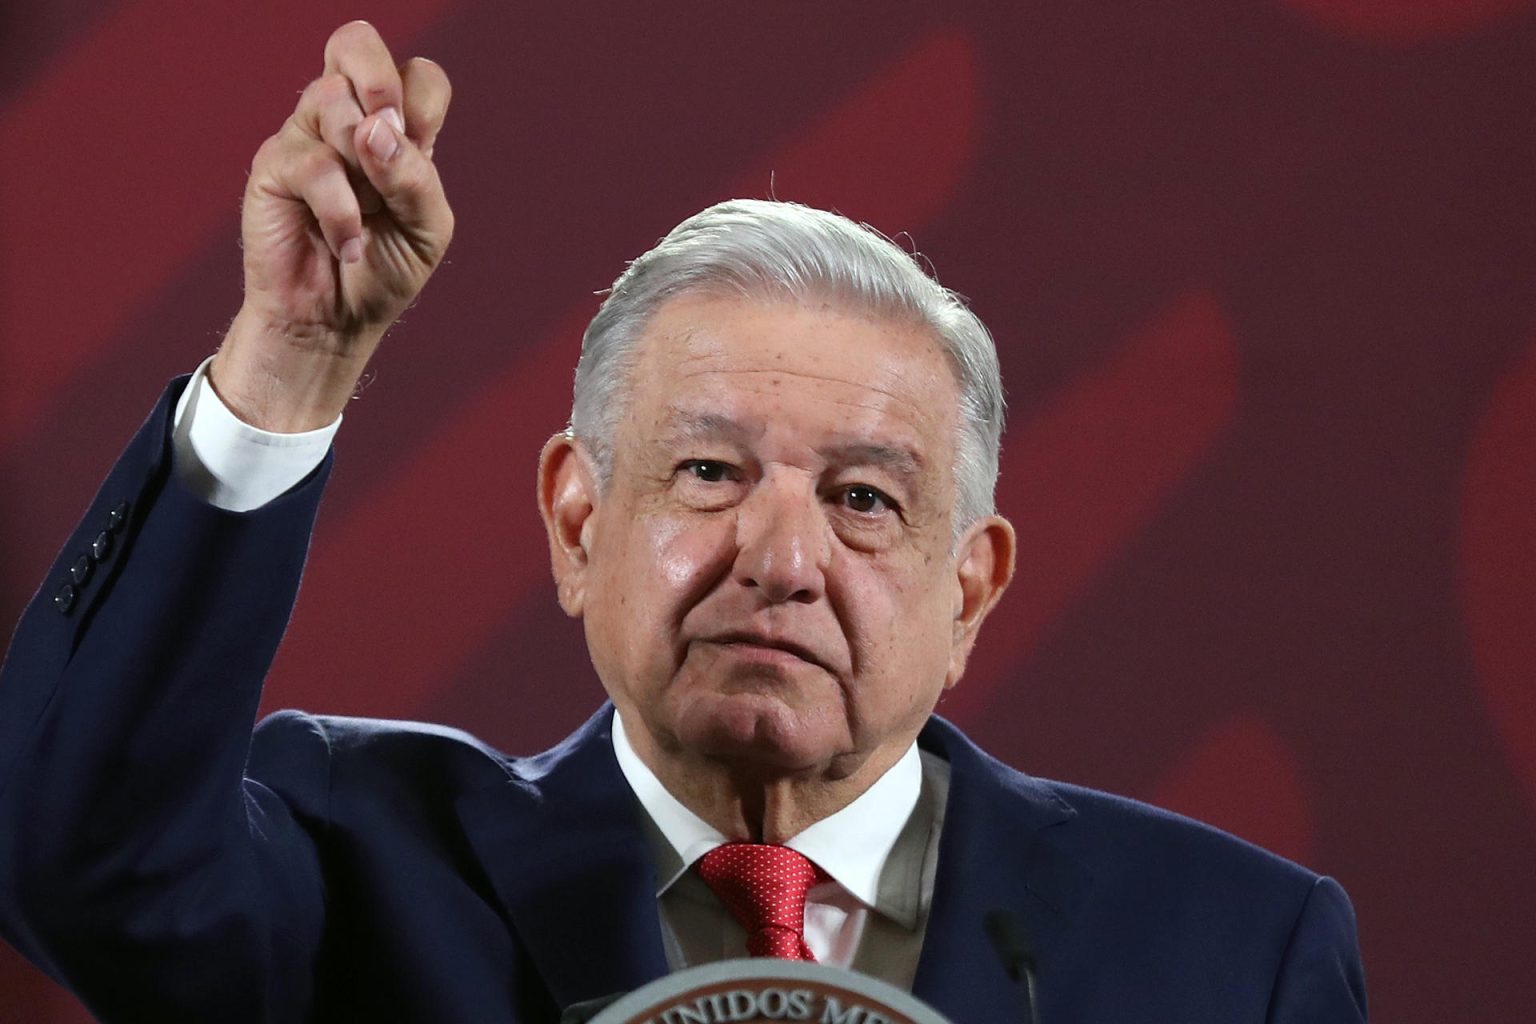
[
  {"xmin": 911, "ymin": 717, "xmax": 1084, "ymax": 1020},
  {"xmin": 456, "ymin": 707, "xmax": 669, "ymax": 1010},
  {"xmin": 454, "ymin": 708, "xmax": 1084, "ymax": 1016}
]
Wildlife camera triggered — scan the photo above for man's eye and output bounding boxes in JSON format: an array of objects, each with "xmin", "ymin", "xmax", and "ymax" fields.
[
  {"xmin": 681, "ymin": 460, "xmax": 732, "ymax": 483},
  {"xmin": 840, "ymin": 485, "xmax": 893, "ymax": 515}
]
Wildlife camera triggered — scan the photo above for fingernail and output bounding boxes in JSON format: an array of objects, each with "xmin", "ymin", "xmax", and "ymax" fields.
[
  {"xmin": 382, "ymin": 105, "xmax": 405, "ymax": 134},
  {"xmin": 341, "ymin": 237, "xmax": 363, "ymax": 264},
  {"xmin": 366, "ymin": 117, "xmax": 399, "ymax": 161}
]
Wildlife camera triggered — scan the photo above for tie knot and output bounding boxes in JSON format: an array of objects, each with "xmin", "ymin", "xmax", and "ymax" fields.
[{"xmin": 697, "ymin": 843, "xmax": 823, "ymax": 961}]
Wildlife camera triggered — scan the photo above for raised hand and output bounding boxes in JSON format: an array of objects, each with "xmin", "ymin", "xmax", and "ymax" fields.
[{"xmin": 209, "ymin": 21, "xmax": 454, "ymax": 432}]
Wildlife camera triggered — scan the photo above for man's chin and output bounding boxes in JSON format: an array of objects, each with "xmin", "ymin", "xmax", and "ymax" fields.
[{"xmin": 671, "ymin": 691, "xmax": 847, "ymax": 775}]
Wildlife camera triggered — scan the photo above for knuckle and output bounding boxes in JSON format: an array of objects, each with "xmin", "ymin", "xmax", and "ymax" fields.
[
  {"xmin": 311, "ymin": 173, "xmax": 359, "ymax": 219},
  {"xmin": 314, "ymin": 72, "xmax": 353, "ymax": 105},
  {"xmin": 316, "ymin": 203, "xmax": 359, "ymax": 235},
  {"xmin": 393, "ymin": 157, "xmax": 433, "ymax": 196},
  {"xmin": 253, "ymin": 133, "xmax": 286, "ymax": 165},
  {"xmin": 298, "ymin": 76, "xmax": 324, "ymax": 105},
  {"xmin": 252, "ymin": 131, "xmax": 302, "ymax": 177},
  {"xmin": 295, "ymin": 141, "xmax": 344, "ymax": 180},
  {"xmin": 358, "ymin": 79, "xmax": 397, "ymax": 104},
  {"xmin": 326, "ymin": 20, "xmax": 378, "ymax": 58}
]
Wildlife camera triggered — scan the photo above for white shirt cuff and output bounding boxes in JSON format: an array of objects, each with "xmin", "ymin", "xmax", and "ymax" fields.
[{"xmin": 171, "ymin": 356, "xmax": 341, "ymax": 512}]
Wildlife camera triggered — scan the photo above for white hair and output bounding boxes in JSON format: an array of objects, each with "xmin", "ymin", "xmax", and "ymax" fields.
[{"xmin": 569, "ymin": 199, "xmax": 1004, "ymax": 535}]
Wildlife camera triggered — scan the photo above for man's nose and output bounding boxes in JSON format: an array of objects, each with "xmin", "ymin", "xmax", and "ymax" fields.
[{"xmin": 733, "ymin": 477, "xmax": 830, "ymax": 604}]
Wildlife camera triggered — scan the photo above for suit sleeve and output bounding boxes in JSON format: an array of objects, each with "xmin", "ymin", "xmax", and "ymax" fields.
[
  {"xmin": 0, "ymin": 378, "xmax": 331, "ymax": 1022},
  {"xmin": 1267, "ymin": 875, "xmax": 1369, "ymax": 1023}
]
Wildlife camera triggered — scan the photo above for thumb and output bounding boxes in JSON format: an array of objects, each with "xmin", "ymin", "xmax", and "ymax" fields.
[{"xmin": 352, "ymin": 110, "xmax": 453, "ymax": 246}]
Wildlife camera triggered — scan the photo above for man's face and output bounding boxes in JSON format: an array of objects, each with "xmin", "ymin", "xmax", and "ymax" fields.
[{"xmin": 543, "ymin": 293, "xmax": 1010, "ymax": 784}]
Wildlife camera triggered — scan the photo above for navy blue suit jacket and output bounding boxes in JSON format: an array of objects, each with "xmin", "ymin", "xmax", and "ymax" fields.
[{"xmin": 0, "ymin": 381, "xmax": 1367, "ymax": 1022}]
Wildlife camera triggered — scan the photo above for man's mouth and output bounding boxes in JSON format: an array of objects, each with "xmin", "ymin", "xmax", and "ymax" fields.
[{"xmin": 702, "ymin": 631, "xmax": 828, "ymax": 673}]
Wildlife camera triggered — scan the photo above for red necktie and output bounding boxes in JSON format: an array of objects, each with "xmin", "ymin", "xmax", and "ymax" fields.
[{"xmin": 697, "ymin": 842, "xmax": 823, "ymax": 961}]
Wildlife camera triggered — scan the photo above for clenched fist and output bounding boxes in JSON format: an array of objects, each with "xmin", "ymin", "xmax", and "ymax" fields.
[{"xmin": 209, "ymin": 22, "xmax": 454, "ymax": 432}]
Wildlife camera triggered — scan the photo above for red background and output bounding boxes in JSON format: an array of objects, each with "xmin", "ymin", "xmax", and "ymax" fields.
[{"xmin": 4, "ymin": 2, "xmax": 1535, "ymax": 1021}]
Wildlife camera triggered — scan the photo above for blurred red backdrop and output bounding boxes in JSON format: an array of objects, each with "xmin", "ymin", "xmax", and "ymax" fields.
[{"xmin": 3, "ymin": 2, "xmax": 1535, "ymax": 1021}]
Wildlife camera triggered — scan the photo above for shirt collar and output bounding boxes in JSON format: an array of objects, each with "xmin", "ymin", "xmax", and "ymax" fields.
[{"xmin": 611, "ymin": 710, "xmax": 922, "ymax": 912}]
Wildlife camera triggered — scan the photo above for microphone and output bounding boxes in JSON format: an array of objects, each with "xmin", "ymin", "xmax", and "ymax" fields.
[{"xmin": 984, "ymin": 909, "xmax": 1040, "ymax": 1024}]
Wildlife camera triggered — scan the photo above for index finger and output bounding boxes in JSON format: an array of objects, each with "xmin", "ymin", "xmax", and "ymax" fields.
[{"xmin": 323, "ymin": 21, "xmax": 404, "ymax": 121}]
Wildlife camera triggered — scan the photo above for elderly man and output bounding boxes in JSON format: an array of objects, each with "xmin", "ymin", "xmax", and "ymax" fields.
[{"xmin": 0, "ymin": 23, "xmax": 1365, "ymax": 1023}]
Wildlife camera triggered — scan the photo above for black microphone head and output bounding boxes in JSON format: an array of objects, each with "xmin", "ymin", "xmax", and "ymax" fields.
[
  {"xmin": 984, "ymin": 909, "xmax": 1035, "ymax": 983},
  {"xmin": 985, "ymin": 909, "xmax": 1042, "ymax": 1024}
]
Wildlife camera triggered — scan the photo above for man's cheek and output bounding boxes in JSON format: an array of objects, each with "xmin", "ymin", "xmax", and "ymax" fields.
[
  {"xmin": 865, "ymin": 590, "xmax": 951, "ymax": 677},
  {"xmin": 651, "ymin": 517, "xmax": 735, "ymax": 592},
  {"xmin": 658, "ymin": 544, "xmax": 700, "ymax": 590}
]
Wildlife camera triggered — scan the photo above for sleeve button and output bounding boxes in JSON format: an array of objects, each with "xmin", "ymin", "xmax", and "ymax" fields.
[
  {"xmin": 91, "ymin": 531, "xmax": 113, "ymax": 561},
  {"xmin": 70, "ymin": 555, "xmax": 93, "ymax": 586},
  {"xmin": 54, "ymin": 584, "xmax": 77, "ymax": 615},
  {"xmin": 107, "ymin": 500, "xmax": 130, "ymax": 533}
]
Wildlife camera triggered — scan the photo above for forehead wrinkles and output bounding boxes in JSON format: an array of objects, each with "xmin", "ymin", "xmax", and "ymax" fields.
[
  {"xmin": 654, "ymin": 366, "xmax": 947, "ymax": 461},
  {"xmin": 624, "ymin": 296, "xmax": 962, "ymax": 461}
]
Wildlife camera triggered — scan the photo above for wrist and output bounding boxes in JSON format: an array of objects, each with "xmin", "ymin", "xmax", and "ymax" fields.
[{"xmin": 210, "ymin": 308, "xmax": 379, "ymax": 432}]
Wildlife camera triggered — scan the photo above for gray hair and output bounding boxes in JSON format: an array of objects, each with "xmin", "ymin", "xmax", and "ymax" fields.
[{"xmin": 569, "ymin": 199, "xmax": 1004, "ymax": 535}]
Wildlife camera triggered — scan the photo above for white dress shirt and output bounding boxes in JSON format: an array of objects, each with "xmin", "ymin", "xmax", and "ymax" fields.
[
  {"xmin": 611, "ymin": 711, "xmax": 923, "ymax": 971},
  {"xmin": 171, "ymin": 357, "xmax": 339, "ymax": 512}
]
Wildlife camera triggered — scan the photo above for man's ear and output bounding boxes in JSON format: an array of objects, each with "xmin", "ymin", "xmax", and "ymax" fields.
[
  {"xmin": 945, "ymin": 515, "xmax": 1017, "ymax": 690},
  {"xmin": 537, "ymin": 432, "xmax": 600, "ymax": 617}
]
